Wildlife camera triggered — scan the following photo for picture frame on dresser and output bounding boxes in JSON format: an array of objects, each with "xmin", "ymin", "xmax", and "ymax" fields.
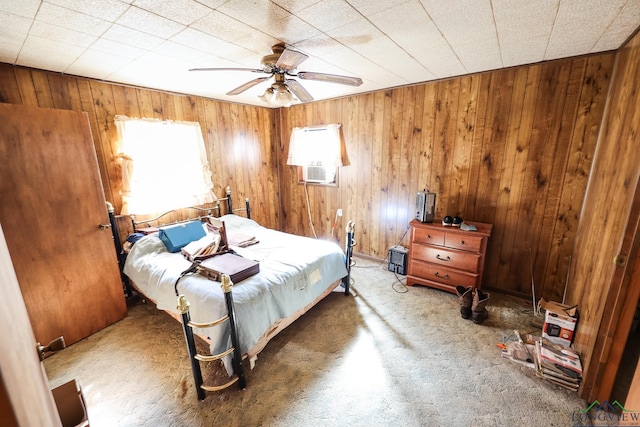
[{"xmin": 407, "ymin": 219, "xmax": 492, "ymax": 293}]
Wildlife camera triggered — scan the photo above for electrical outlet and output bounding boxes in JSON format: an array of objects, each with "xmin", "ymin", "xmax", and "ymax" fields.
[{"xmin": 337, "ymin": 208, "xmax": 343, "ymax": 217}]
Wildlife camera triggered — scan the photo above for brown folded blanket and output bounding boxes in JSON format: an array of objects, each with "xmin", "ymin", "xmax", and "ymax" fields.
[{"xmin": 226, "ymin": 232, "xmax": 259, "ymax": 248}]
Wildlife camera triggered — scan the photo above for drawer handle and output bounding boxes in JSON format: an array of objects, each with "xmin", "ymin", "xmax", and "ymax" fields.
[
  {"xmin": 427, "ymin": 235, "xmax": 432, "ymax": 239},
  {"xmin": 436, "ymin": 254, "xmax": 451, "ymax": 261},
  {"xmin": 435, "ymin": 272, "xmax": 449, "ymax": 280},
  {"xmin": 459, "ymin": 240, "xmax": 465, "ymax": 245}
]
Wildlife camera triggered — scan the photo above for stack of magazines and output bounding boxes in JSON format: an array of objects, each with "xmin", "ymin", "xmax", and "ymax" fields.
[
  {"xmin": 500, "ymin": 331, "xmax": 536, "ymax": 369},
  {"xmin": 534, "ymin": 337, "xmax": 582, "ymax": 391},
  {"xmin": 500, "ymin": 332, "xmax": 582, "ymax": 391}
]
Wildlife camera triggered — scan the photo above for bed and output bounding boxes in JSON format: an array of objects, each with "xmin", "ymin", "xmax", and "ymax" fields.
[{"xmin": 120, "ymin": 194, "xmax": 354, "ymax": 399}]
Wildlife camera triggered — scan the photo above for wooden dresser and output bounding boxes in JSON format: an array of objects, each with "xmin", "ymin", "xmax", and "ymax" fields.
[{"xmin": 407, "ymin": 219, "xmax": 492, "ymax": 293}]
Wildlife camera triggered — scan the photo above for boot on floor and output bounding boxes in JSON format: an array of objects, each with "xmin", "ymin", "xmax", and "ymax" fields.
[
  {"xmin": 472, "ymin": 289, "xmax": 490, "ymax": 324},
  {"xmin": 455, "ymin": 285, "xmax": 474, "ymax": 319}
]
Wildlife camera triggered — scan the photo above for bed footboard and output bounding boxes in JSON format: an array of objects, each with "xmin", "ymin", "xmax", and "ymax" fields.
[
  {"xmin": 176, "ymin": 274, "xmax": 246, "ymax": 400},
  {"xmin": 175, "ymin": 220, "xmax": 355, "ymax": 400}
]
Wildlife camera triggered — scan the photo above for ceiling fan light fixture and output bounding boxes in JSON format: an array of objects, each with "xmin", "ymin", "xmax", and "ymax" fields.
[
  {"xmin": 190, "ymin": 43, "xmax": 362, "ymax": 106},
  {"xmin": 259, "ymin": 84, "xmax": 295, "ymax": 107},
  {"xmin": 273, "ymin": 84, "xmax": 294, "ymax": 107},
  {"xmin": 258, "ymin": 86, "xmax": 275, "ymax": 104}
]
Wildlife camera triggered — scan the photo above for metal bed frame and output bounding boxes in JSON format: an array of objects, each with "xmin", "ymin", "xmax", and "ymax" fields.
[
  {"xmin": 173, "ymin": 221, "xmax": 356, "ymax": 400},
  {"xmin": 118, "ymin": 188, "xmax": 356, "ymax": 400},
  {"xmin": 129, "ymin": 186, "xmax": 251, "ymax": 230}
]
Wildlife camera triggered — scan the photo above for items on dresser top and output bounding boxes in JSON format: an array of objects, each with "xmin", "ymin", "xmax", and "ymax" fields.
[{"xmin": 407, "ymin": 219, "xmax": 492, "ymax": 293}]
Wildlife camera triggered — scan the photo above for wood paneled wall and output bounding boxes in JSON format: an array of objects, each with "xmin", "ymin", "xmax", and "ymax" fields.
[
  {"xmin": 0, "ymin": 52, "xmax": 615, "ymax": 303},
  {"xmin": 278, "ymin": 54, "xmax": 614, "ymax": 300},
  {"xmin": 568, "ymin": 30, "xmax": 640, "ymax": 401},
  {"xmin": 0, "ymin": 63, "xmax": 280, "ymax": 231}
]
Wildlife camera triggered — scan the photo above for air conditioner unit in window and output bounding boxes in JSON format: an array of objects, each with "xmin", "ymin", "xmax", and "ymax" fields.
[{"xmin": 303, "ymin": 165, "xmax": 331, "ymax": 183}]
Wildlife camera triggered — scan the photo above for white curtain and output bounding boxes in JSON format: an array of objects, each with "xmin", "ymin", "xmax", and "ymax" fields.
[
  {"xmin": 115, "ymin": 116, "xmax": 216, "ymax": 214},
  {"xmin": 286, "ymin": 124, "xmax": 343, "ymax": 167}
]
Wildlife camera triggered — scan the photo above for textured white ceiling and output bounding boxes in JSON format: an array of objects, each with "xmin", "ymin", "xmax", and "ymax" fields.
[{"xmin": 1, "ymin": 0, "xmax": 639, "ymax": 108}]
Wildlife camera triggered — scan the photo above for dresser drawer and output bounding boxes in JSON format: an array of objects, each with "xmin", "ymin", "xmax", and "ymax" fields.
[
  {"xmin": 444, "ymin": 233, "xmax": 484, "ymax": 253},
  {"xmin": 411, "ymin": 244, "xmax": 481, "ymax": 273},
  {"xmin": 412, "ymin": 227, "xmax": 445, "ymax": 246},
  {"xmin": 409, "ymin": 261, "xmax": 477, "ymax": 288}
]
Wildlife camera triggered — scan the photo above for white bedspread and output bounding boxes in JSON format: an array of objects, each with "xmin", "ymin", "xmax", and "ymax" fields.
[{"xmin": 123, "ymin": 214, "xmax": 347, "ymax": 367}]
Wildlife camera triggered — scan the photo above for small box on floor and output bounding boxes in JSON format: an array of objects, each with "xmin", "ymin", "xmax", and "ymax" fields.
[
  {"xmin": 388, "ymin": 245, "xmax": 408, "ymax": 275},
  {"xmin": 51, "ymin": 379, "xmax": 89, "ymax": 427},
  {"xmin": 540, "ymin": 298, "xmax": 578, "ymax": 347}
]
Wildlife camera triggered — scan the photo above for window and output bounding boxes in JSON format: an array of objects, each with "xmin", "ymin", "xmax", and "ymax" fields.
[
  {"xmin": 286, "ymin": 124, "xmax": 343, "ymax": 185},
  {"xmin": 115, "ymin": 116, "xmax": 216, "ymax": 214}
]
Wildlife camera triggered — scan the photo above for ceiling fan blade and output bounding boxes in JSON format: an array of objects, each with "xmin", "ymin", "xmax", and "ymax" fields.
[
  {"xmin": 276, "ymin": 48, "xmax": 308, "ymax": 71},
  {"xmin": 227, "ymin": 77, "xmax": 271, "ymax": 95},
  {"xmin": 285, "ymin": 79, "xmax": 314, "ymax": 103},
  {"xmin": 296, "ymin": 71, "xmax": 363, "ymax": 87},
  {"xmin": 189, "ymin": 67, "xmax": 265, "ymax": 73}
]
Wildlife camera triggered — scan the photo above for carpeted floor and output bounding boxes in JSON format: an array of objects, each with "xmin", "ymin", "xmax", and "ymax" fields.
[{"xmin": 44, "ymin": 257, "xmax": 588, "ymax": 427}]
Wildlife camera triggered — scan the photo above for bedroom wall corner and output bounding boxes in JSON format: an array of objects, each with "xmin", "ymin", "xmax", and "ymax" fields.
[
  {"xmin": 276, "ymin": 53, "xmax": 614, "ymax": 302},
  {"xmin": 0, "ymin": 63, "xmax": 282, "ymax": 231},
  {"xmin": 567, "ymin": 28, "xmax": 640, "ymax": 403}
]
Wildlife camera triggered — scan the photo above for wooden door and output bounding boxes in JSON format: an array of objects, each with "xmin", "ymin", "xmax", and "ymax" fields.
[
  {"xmin": 0, "ymin": 223, "xmax": 62, "ymax": 427},
  {"xmin": 0, "ymin": 103, "xmax": 126, "ymax": 346}
]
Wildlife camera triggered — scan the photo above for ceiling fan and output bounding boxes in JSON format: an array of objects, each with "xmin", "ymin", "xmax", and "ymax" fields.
[{"xmin": 189, "ymin": 44, "xmax": 363, "ymax": 107}]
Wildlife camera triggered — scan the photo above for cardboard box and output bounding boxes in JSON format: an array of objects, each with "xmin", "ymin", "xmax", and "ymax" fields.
[
  {"xmin": 51, "ymin": 379, "xmax": 89, "ymax": 427},
  {"xmin": 540, "ymin": 298, "xmax": 578, "ymax": 346}
]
